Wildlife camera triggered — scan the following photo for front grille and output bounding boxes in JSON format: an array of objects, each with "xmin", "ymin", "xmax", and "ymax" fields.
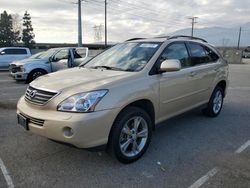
[
  {"xmin": 9, "ymin": 64, "xmax": 21, "ymax": 73},
  {"xmin": 25, "ymin": 86, "xmax": 58, "ymax": 105},
  {"xmin": 21, "ymin": 113, "xmax": 44, "ymax": 126}
]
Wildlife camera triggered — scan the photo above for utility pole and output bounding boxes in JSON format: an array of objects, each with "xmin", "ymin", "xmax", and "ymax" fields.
[
  {"xmin": 104, "ymin": 0, "xmax": 107, "ymax": 47},
  {"xmin": 78, "ymin": 0, "xmax": 83, "ymax": 47},
  {"xmin": 237, "ymin": 27, "xmax": 242, "ymax": 50},
  {"xmin": 188, "ymin": 17, "xmax": 198, "ymax": 37}
]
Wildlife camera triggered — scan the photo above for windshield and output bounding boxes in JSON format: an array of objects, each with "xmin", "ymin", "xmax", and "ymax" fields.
[
  {"xmin": 84, "ymin": 42, "xmax": 161, "ymax": 72},
  {"xmin": 37, "ymin": 49, "xmax": 58, "ymax": 59},
  {"xmin": 28, "ymin": 52, "xmax": 43, "ymax": 59}
]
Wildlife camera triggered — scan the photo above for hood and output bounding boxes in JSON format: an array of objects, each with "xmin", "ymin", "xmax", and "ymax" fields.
[
  {"xmin": 30, "ymin": 67, "xmax": 134, "ymax": 92},
  {"xmin": 11, "ymin": 58, "xmax": 48, "ymax": 66}
]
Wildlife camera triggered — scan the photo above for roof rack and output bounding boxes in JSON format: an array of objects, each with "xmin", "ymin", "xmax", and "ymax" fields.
[
  {"xmin": 168, "ymin": 35, "xmax": 207, "ymax": 43},
  {"xmin": 125, "ymin": 38, "xmax": 146, "ymax": 42},
  {"xmin": 154, "ymin": 35, "xmax": 170, "ymax": 39}
]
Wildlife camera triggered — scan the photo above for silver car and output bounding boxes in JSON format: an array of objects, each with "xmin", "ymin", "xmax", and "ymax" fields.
[{"xmin": 10, "ymin": 47, "xmax": 89, "ymax": 83}]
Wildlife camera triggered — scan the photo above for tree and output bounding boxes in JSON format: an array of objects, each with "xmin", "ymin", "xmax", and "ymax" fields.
[
  {"xmin": 22, "ymin": 11, "xmax": 35, "ymax": 48},
  {"xmin": 0, "ymin": 11, "xmax": 20, "ymax": 47},
  {"xmin": 12, "ymin": 14, "xmax": 22, "ymax": 41}
]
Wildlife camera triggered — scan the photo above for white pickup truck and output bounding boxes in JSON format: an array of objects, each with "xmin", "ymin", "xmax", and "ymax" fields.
[
  {"xmin": 9, "ymin": 47, "xmax": 90, "ymax": 83},
  {"xmin": 0, "ymin": 47, "xmax": 31, "ymax": 70}
]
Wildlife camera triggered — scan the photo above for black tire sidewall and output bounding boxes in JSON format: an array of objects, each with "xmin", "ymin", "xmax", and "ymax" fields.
[
  {"xmin": 27, "ymin": 69, "xmax": 45, "ymax": 83},
  {"xmin": 110, "ymin": 106, "xmax": 152, "ymax": 164}
]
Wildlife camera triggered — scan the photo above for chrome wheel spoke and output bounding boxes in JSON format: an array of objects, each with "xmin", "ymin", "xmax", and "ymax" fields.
[
  {"xmin": 121, "ymin": 139, "xmax": 132, "ymax": 152},
  {"xmin": 137, "ymin": 129, "xmax": 148, "ymax": 138},
  {"xmin": 119, "ymin": 116, "xmax": 149, "ymax": 157},
  {"xmin": 133, "ymin": 117, "xmax": 141, "ymax": 132},
  {"xmin": 122, "ymin": 124, "xmax": 132, "ymax": 136},
  {"xmin": 132, "ymin": 141, "xmax": 139, "ymax": 154}
]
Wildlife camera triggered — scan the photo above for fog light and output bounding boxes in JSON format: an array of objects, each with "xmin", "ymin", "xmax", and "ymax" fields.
[{"xmin": 63, "ymin": 127, "xmax": 74, "ymax": 137}]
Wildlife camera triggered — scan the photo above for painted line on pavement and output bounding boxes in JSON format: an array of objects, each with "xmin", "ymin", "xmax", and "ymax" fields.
[
  {"xmin": 235, "ymin": 139, "xmax": 250, "ymax": 154},
  {"xmin": 0, "ymin": 158, "xmax": 14, "ymax": 188},
  {"xmin": 0, "ymin": 80, "xmax": 13, "ymax": 83},
  {"xmin": 188, "ymin": 167, "xmax": 219, "ymax": 188}
]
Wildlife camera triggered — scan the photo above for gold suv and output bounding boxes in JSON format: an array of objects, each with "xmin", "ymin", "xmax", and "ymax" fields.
[{"xmin": 17, "ymin": 36, "xmax": 229, "ymax": 163}]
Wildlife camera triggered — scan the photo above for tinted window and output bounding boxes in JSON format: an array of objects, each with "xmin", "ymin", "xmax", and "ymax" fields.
[
  {"xmin": 188, "ymin": 42, "xmax": 210, "ymax": 66},
  {"xmin": 158, "ymin": 43, "xmax": 191, "ymax": 68},
  {"xmin": 203, "ymin": 46, "xmax": 219, "ymax": 62},
  {"xmin": 3, "ymin": 49, "xmax": 27, "ymax": 55}
]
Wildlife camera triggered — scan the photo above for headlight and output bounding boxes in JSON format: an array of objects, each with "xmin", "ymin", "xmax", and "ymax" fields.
[
  {"xmin": 57, "ymin": 90, "xmax": 108, "ymax": 112},
  {"xmin": 20, "ymin": 65, "xmax": 25, "ymax": 72}
]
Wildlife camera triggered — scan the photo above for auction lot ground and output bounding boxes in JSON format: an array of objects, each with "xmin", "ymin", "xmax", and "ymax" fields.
[{"xmin": 0, "ymin": 59, "xmax": 250, "ymax": 188}]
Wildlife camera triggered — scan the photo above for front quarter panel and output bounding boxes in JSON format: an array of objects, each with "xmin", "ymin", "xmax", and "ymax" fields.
[
  {"xmin": 24, "ymin": 62, "xmax": 52, "ymax": 74},
  {"xmin": 95, "ymin": 74, "xmax": 159, "ymax": 121}
]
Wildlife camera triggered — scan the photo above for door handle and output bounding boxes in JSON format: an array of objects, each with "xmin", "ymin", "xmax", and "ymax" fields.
[{"xmin": 190, "ymin": 72, "xmax": 197, "ymax": 77}]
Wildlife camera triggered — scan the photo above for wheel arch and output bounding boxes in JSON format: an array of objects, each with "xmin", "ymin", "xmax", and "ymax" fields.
[
  {"xmin": 215, "ymin": 80, "xmax": 227, "ymax": 97},
  {"xmin": 107, "ymin": 99, "xmax": 156, "ymax": 149},
  {"xmin": 26, "ymin": 68, "xmax": 48, "ymax": 83}
]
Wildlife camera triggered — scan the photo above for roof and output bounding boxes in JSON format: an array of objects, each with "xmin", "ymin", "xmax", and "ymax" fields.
[
  {"xmin": 125, "ymin": 35, "xmax": 208, "ymax": 44},
  {"xmin": 0, "ymin": 47, "xmax": 29, "ymax": 50}
]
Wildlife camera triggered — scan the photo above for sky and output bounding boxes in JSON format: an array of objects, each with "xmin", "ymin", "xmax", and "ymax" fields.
[{"xmin": 0, "ymin": 0, "xmax": 250, "ymax": 44}]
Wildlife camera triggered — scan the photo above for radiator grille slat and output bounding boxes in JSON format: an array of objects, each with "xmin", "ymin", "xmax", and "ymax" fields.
[{"xmin": 25, "ymin": 86, "xmax": 58, "ymax": 105}]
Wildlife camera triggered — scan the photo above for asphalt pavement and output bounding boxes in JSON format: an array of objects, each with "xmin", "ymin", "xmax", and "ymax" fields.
[{"xmin": 0, "ymin": 60, "xmax": 250, "ymax": 188}]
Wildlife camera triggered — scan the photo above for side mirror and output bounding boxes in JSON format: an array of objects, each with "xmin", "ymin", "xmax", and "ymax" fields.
[
  {"xmin": 159, "ymin": 59, "xmax": 181, "ymax": 73},
  {"xmin": 0, "ymin": 51, "xmax": 5, "ymax": 55},
  {"xmin": 49, "ymin": 56, "xmax": 53, "ymax": 62}
]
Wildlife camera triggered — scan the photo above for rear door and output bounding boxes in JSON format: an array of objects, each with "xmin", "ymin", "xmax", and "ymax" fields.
[
  {"xmin": 51, "ymin": 49, "xmax": 70, "ymax": 72},
  {"xmin": 186, "ymin": 42, "xmax": 220, "ymax": 103}
]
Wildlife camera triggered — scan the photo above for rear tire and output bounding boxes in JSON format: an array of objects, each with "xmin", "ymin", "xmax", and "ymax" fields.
[
  {"xmin": 26, "ymin": 69, "xmax": 46, "ymax": 83},
  {"xmin": 108, "ymin": 106, "xmax": 152, "ymax": 164},
  {"xmin": 203, "ymin": 86, "xmax": 224, "ymax": 117}
]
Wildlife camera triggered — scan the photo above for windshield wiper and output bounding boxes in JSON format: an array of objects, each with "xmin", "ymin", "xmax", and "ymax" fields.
[{"xmin": 90, "ymin": 65, "xmax": 125, "ymax": 71}]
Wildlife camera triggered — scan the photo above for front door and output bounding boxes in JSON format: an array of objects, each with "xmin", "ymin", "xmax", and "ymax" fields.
[{"xmin": 157, "ymin": 42, "xmax": 199, "ymax": 122}]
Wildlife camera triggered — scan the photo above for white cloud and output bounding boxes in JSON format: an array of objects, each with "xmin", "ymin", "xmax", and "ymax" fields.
[{"xmin": 0, "ymin": 0, "xmax": 249, "ymax": 43}]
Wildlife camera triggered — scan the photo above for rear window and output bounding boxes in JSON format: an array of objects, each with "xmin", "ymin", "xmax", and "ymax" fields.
[
  {"xmin": 3, "ymin": 49, "xmax": 27, "ymax": 55},
  {"xmin": 188, "ymin": 42, "xmax": 218, "ymax": 65}
]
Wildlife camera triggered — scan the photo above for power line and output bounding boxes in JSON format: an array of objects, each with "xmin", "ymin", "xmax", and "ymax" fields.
[{"xmin": 87, "ymin": 0, "xmax": 187, "ymax": 27}]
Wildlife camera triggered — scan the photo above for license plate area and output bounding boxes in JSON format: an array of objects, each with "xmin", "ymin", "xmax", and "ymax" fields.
[{"xmin": 17, "ymin": 114, "xmax": 29, "ymax": 130}]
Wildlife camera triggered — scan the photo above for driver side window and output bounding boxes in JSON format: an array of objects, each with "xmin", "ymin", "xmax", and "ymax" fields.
[
  {"xmin": 53, "ymin": 49, "xmax": 69, "ymax": 62},
  {"xmin": 159, "ymin": 43, "xmax": 191, "ymax": 68}
]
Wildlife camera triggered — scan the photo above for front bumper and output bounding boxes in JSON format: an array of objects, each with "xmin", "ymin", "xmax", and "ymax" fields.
[
  {"xmin": 17, "ymin": 96, "xmax": 121, "ymax": 148},
  {"xmin": 10, "ymin": 72, "xmax": 28, "ymax": 80}
]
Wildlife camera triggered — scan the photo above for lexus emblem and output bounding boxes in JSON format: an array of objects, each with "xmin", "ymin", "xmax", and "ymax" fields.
[{"xmin": 30, "ymin": 90, "xmax": 37, "ymax": 98}]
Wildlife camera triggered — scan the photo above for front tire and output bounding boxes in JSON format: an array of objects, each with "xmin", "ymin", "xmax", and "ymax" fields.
[
  {"xmin": 203, "ymin": 86, "xmax": 224, "ymax": 117},
  {"xmin": 108, "ymin": 106, "xmax": 152, "ymax": 164},
  {"xmin": 26, "ymin": 69, "xmax": 46, "ymax": 83}
]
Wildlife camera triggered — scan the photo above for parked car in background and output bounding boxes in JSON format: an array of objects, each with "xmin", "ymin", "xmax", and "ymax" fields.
[
  {"xmin": 242, "ymin": 47, "xmax": 250, "ymax": 58},
  {"xmin": 17, "ymin": 36, "xmax": 228, "ymax": 163},
  {"xmin": 9, "ymin": 47, "xmax": 89, "ymax": 83},
  {"xmin": 0, "ymin": 47, "xmax": 31, "ymax": 70}
]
